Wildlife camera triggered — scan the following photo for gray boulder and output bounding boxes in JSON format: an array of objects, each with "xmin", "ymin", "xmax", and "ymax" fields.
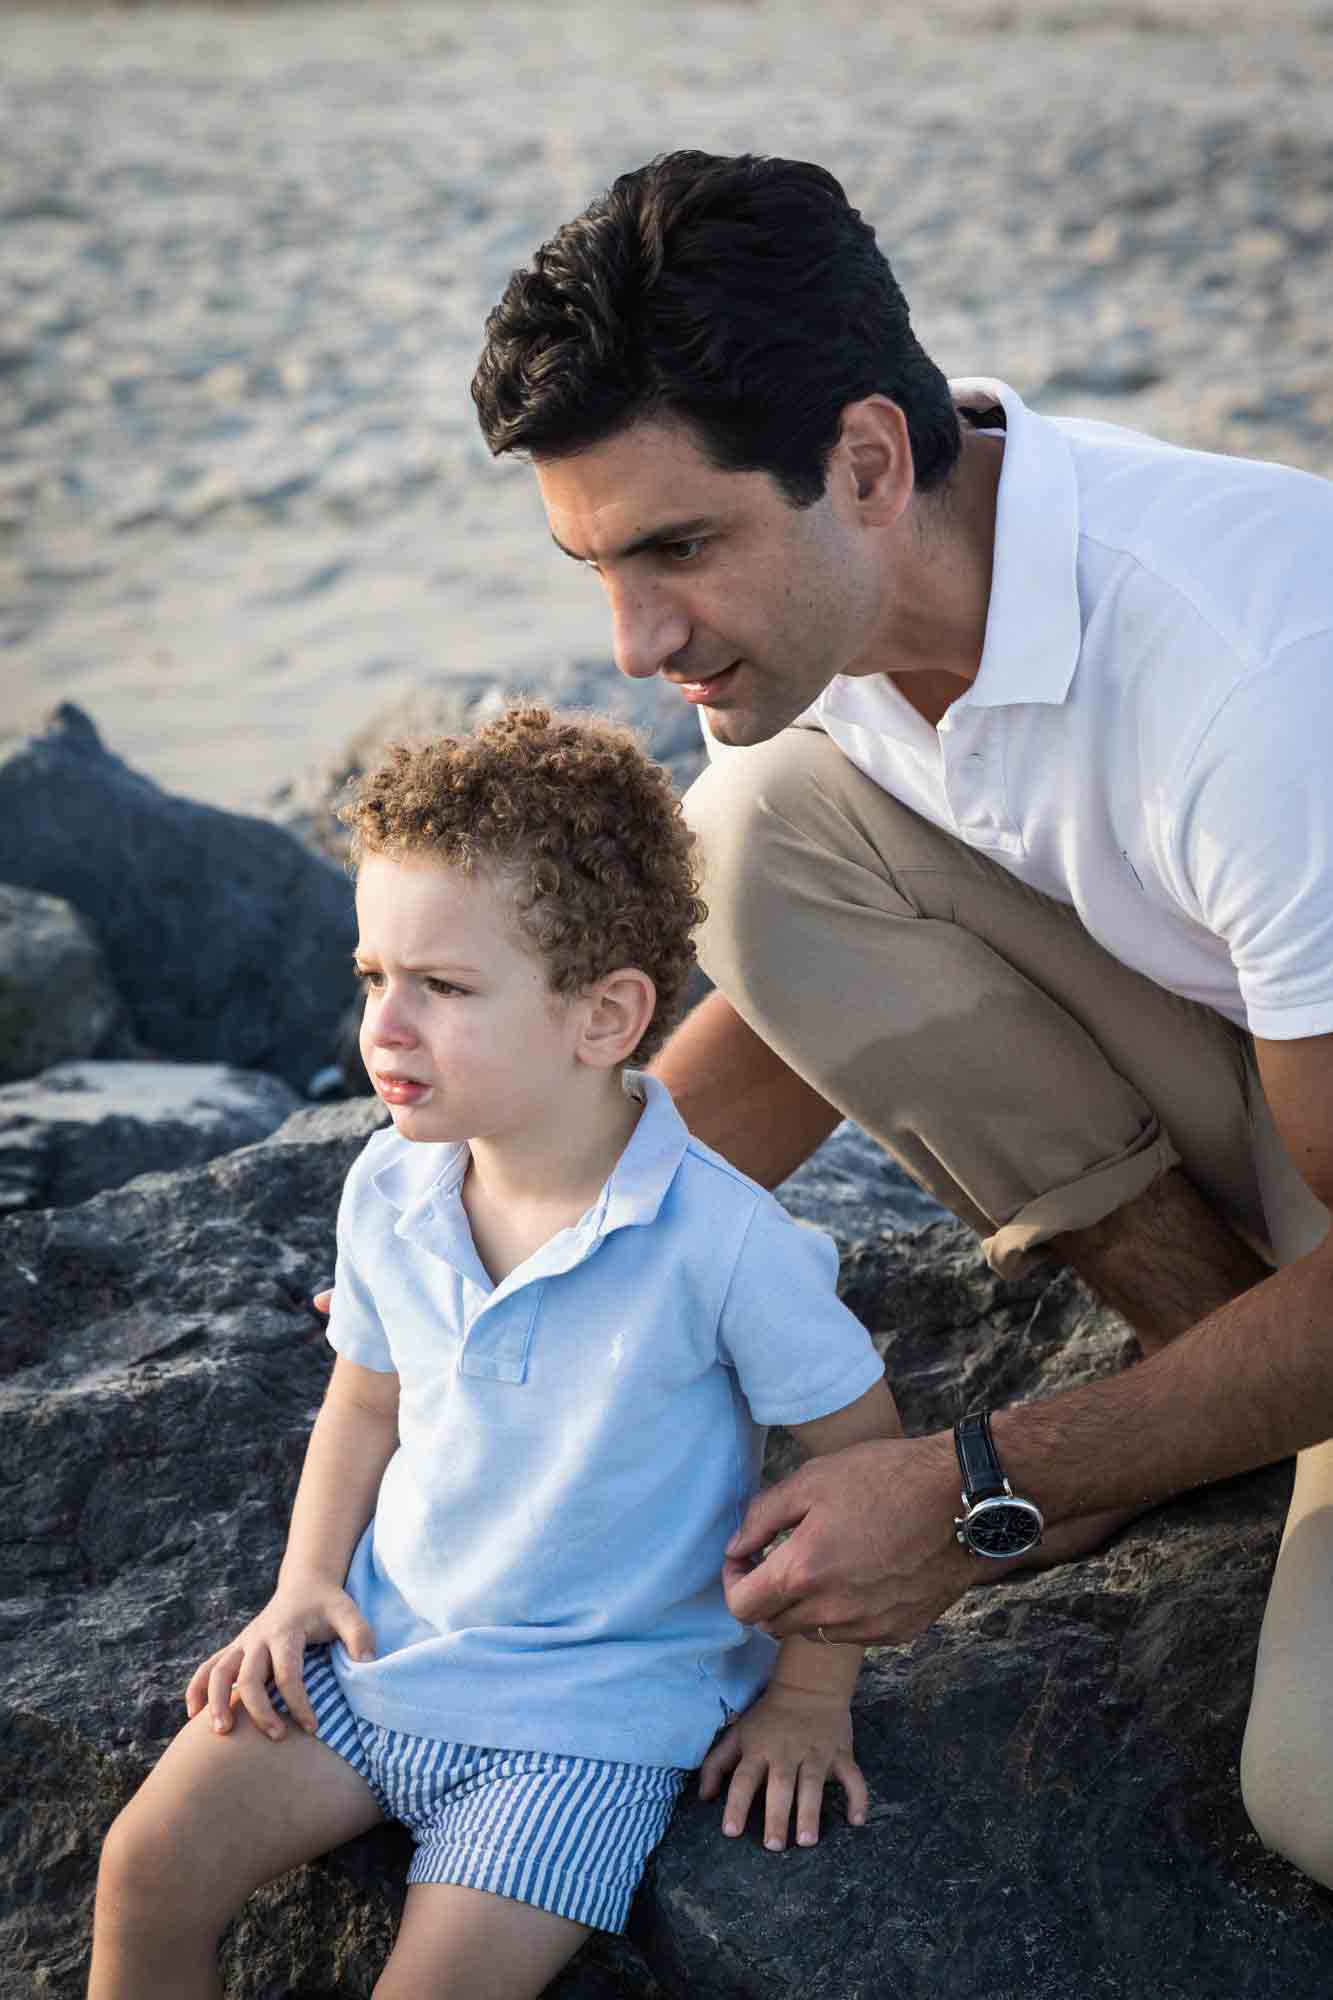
[
  {"xmin": 0, "ymin": 1060, "xmax": 301, "ymax": 1213},
  {"xmin": 0, "ymin": 882, "xmax": 121, "ymax": 1084},
  {"xmin": 0, "ymin": 705, "xmax": 358, "ymax": 1093},
  {"xmin": 1, "ymin": 1111, "xmax": 1328, "ymax": 1998}
]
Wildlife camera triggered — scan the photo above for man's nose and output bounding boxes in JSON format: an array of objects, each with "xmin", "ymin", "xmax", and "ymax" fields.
[{"xmin": 607, "ymin": 578, "xmax": 690, "ymax": 681}]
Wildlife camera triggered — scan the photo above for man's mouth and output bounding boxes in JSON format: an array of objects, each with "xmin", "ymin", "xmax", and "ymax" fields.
[{"xmin": 669, "ymin": 662, "xmax": 741, "ymax": 705}]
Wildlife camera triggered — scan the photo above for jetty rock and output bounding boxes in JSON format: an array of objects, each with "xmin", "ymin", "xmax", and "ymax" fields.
[
  {"xmin": 2, "ymin": 1112, "xmax": 1328, "ymax": 1998},
  {"xmin": 0, "ymin": 705, "xmax": 358, "ymax": 1095}
]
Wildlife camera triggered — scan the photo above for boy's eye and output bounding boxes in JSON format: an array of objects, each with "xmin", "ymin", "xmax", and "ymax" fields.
[
  {"xmin": 425, "ymin": 977, "xmax": 466, "ymax": 997},
  {"xmin": 353, "ymin": 966, "xmax": 385, "ymax": 991}
]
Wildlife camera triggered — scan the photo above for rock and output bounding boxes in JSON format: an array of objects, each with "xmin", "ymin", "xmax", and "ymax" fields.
[
  {"xmin": 0, "ymin": 1060, "xmax": 301, "ymax": 1213},
  {"xmin": 0, "ymin": 706, "xmax": 359, "ymax": 1094},
  {"xmin": 2, "ymin": 1110, "xmax": 1328, "ymax": 1997},
  {"xmin": 0, "ymin": 882, "xmax": 121, "ymax": 1085}
]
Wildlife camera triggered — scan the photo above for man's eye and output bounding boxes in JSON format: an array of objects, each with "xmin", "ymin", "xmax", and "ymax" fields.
[{"xmin": 662, "ymin": 538, "xmax": 704, "ymax": 562}]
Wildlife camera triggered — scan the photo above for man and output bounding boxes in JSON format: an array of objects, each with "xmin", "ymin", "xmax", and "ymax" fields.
[{"xmin": 471, "ymin": 149, "xmax": 1333, "ymax": 1883}]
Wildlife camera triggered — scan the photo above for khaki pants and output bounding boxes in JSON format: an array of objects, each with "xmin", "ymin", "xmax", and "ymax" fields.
[{"xmin": 683, "ymin": 726, "xmax": 1333, "ymax": 1880}]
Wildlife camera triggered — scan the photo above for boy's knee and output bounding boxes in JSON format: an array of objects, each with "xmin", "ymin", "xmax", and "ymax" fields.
[
  {"xmin": 98, "ymin": 1794, "xmax": 210, "ymax": 1927},
  {"xmin": 1240, "ymin": 1718, "xmax": 1333, "ymax": 1890}
]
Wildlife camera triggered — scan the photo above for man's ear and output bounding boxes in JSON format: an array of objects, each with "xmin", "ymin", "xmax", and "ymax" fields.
[
  {"xmin": 835, "ymin": 395, "xmax": 915, "ymax": 524},
  {"xmin": 577, "ymin": 968, "xmax": 658, "ymax": 1069}
]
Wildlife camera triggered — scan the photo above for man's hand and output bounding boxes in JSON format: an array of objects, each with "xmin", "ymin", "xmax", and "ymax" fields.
[
  {"xmin": 698, "ymin": 1682, "xmax": 867, "ymax": 1850},
  {"xmin": 723, "ymin": 1433, "xmax": 976, "ymax": 1645}
]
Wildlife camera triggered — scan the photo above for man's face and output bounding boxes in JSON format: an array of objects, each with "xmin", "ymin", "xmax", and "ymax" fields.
[{"xmin": 535, "ymin": 421, "xmax": 882, "ymax": 747}]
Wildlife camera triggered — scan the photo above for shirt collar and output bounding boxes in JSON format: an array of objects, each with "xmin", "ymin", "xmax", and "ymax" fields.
[{"xmin": 946, "ymin": 376, "xmax": 1083, "ymax": 714}]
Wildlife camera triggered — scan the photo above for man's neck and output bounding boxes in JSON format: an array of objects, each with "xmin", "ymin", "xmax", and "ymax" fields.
[{"xmin": 870, "ymin": 427, "xmax": 1004, "ymax": 727}]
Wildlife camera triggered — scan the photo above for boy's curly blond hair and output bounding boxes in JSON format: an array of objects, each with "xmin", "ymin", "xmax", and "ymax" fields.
[{"xmin": 340, "ymin": 701, "xmax": 706, "ymax": 1065}]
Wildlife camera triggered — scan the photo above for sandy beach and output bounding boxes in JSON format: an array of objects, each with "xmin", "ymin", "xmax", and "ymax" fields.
[{"xmin": 2, "ymin": 0, "xmax": 1331, "ymax": 814}]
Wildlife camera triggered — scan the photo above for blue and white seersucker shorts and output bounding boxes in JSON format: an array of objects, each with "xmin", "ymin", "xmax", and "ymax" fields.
[{"xmin": 278, "ymin": 1647, "xmax": 687, "ymax": 1933}]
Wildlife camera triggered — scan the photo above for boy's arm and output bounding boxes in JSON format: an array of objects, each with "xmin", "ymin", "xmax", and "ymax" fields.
[
  {"xmin": 185, "ymin": 1355, "xmax": 400, "ymax": 1741},
  {"xmin": 699, "ymin": 1376, "xmax": 899, "ymax": 1848}
]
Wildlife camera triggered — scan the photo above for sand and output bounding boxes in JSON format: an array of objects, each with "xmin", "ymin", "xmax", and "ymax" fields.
[{"xmin": 2, "ymin": 0, "xmax": 1331, "ymax": 814}]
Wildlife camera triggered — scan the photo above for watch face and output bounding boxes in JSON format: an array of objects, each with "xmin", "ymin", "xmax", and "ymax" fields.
[{"xmin": 963, "ymin": 1497, "xmax": 1044, "ymax": 1560}]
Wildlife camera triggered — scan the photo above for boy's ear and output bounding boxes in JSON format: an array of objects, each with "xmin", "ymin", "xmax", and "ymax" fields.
[{"xmin": 577, "ymin": 969, "xmax": 657, "ymax": 1068}]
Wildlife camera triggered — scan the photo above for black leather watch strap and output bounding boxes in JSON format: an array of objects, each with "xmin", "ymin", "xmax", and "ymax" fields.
[{"xmin": 954, "ymin": 1411, "xmax": 1008, "ymax": 1504}]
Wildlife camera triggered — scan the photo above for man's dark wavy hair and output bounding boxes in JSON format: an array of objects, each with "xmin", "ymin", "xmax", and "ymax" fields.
[{"xmin": 472, "ymin": 149, "xmax": 961, "ymax": 507}]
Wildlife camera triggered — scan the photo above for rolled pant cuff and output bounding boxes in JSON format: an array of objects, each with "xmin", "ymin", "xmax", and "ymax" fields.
[{"xmin": 982, "ymin": 1126, "xmax": 1181, "ymax": 1278}]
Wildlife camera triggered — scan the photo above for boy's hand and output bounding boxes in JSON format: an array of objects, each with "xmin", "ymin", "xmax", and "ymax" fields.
[
  {"xmin": 697, "ymin": 1681, "xmax": 868, "ymax": 1851},
  {"xmin": 184, "ymin": 1581, "xmax": 375, "ymax": 1743}
]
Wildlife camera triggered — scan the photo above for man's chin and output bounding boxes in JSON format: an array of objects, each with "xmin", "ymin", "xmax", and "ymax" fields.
[{"xmin": 702, "ymin": 703, "xmax": 792, "ymax": 749}]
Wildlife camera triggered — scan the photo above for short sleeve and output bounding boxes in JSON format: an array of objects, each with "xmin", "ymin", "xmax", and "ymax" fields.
[
  {"xmin": 1173, "ymin": 634, "xmax": 1333, "ymax": 1040},
  {"xmin": 717, "ymin": 1195, "xmax": 884, "ymax": 1426},
  {"xmin": 324, "ymin": 1142, "xmax": 397, "ymax": 1373}
]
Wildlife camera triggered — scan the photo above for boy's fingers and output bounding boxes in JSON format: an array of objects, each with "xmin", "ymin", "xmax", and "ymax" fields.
[
  {"xmin": 271, "ymin": 1637, "xmax": 315, "ymax": 1734},
  {"xmin": 312, "ymin": 1288, "xmax": 333, "ymax": 1317},
  {"xmin": 762, "ymin": 1765, "xmax": 797, "ymax": 1851},
  {"xmin": 233, "ymin": 1652, "xmax": 285, "ymax": 1741},
  {"xmin": 794, "ymin": 1765, "xmax": 827, "ymax": 1847},
  {"xmin": 206, "ymin": 1650, "xmax": 244, "ymax": 1733},
  {"xmin": 721, "ymin": 1761, "xmax": 761, "ymax": 1838},
  {"xmin": 837, "ymin": 1755, "xmax": 870, "ymax": 1828},
  {"xmin": 334, "ymin": 1604, "xmax": 377, "ymax": 1665},
  {"xmin": 184, "ymin": 1656, "xmax": 215, "ymax": 1717},
  {"xmin": 697, "ymin": 1728, "xmax": 741, "ymax": 1800}
]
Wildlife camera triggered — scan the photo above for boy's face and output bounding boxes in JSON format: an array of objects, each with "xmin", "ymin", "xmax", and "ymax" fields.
[{"xmin": 354, "ymin": 853, "xmax": 585, "ymax": 1147}]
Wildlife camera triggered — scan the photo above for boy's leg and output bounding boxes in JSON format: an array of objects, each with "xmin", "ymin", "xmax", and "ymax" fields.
[
  {"xmin": 374, "ymin": 1883, "xmax": 589, "ymax": 2000},
  {"xmin": 89, "ymin": 1703, "xmax": 384, "ymax": 2000},
  {"xmin": 1241, "ymin": 1436, "xmax": 1333, "ymax": 1887}
]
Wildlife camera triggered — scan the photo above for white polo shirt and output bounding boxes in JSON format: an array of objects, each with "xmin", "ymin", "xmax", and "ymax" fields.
[
  {"xmin": 713, "ymin": 378, "xmax": 1333, "ymax": 1041},
  {"xmin": 323, "ymin": 1075, "xmax": 884, "ymax": 1769}
]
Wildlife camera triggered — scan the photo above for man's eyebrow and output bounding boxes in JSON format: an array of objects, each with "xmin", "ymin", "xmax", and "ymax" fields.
[{"xmin": 549, "ymin": 517, "xmax": 716, "ymax": 565}]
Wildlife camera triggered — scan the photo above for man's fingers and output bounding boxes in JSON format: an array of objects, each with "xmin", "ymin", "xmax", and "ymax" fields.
[{"xmin": 725, "ymin": 1476, "xmax": 810, "ymax": 1563}]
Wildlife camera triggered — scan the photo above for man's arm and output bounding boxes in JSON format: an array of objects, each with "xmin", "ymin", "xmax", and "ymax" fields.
[
  {"xmin": 723, "ymin": 1032, "xmax": 1333, "ymax": 1644},
  {"xmin": 651, "ymin": 989, "xmax": 841, "ymax": 1188}
]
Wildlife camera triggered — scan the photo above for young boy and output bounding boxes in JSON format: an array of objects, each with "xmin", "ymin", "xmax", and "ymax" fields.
[{"xmin": 89, "ymin": 702, "xmax": 900, "ymax": 2000}]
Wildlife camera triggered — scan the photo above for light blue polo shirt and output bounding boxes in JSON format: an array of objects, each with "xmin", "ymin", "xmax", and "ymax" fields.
[{"xmin": 324, "ymin": 1074, "xmax": 885, "ymax": 1770}]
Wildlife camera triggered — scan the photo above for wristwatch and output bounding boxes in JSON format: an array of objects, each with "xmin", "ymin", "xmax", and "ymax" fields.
[{"xmin": 953, "ymin": 1412, "xmax": 1044, "ymax": 1560}]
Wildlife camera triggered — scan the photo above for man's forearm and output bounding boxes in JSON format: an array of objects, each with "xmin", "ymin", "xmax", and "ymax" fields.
[
  {"xmin": 992, "ymin": 1239, "xmax": 1333, "ymax": 1523},
  {"xmin": 651, "ymin": 990, "xmax": 841, "ymax": 1188}
]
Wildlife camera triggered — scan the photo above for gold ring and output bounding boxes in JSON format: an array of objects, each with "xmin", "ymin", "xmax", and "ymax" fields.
[{"xmin": 817, "ymin": 1625, "xmax": 831, "ymax": 1645}]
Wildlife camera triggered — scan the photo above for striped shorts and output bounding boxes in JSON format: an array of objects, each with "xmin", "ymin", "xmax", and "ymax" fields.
[{"xmin": 280, "ymin": 1647, "xmax": 687, "ymax": 1933}]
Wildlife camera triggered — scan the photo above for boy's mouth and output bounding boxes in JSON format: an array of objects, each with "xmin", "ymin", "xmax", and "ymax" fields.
[{"xmin": 376, "ymin": 1073, "xmax": 434, "ymax": 1107}]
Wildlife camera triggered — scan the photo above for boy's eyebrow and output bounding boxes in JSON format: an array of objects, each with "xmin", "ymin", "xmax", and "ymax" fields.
[
  {"xmin": 353, "ymin": 953, "xmax": 484, "ymax": 978},
  {"xmin": 549, "ymin": 516, "xmax": 716, "ymax": 565}
]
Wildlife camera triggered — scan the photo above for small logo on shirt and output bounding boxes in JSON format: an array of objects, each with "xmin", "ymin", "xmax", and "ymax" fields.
[{"xmin": 608, "ymin": 1331, "xmax": 626, "ymax": 1370}]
